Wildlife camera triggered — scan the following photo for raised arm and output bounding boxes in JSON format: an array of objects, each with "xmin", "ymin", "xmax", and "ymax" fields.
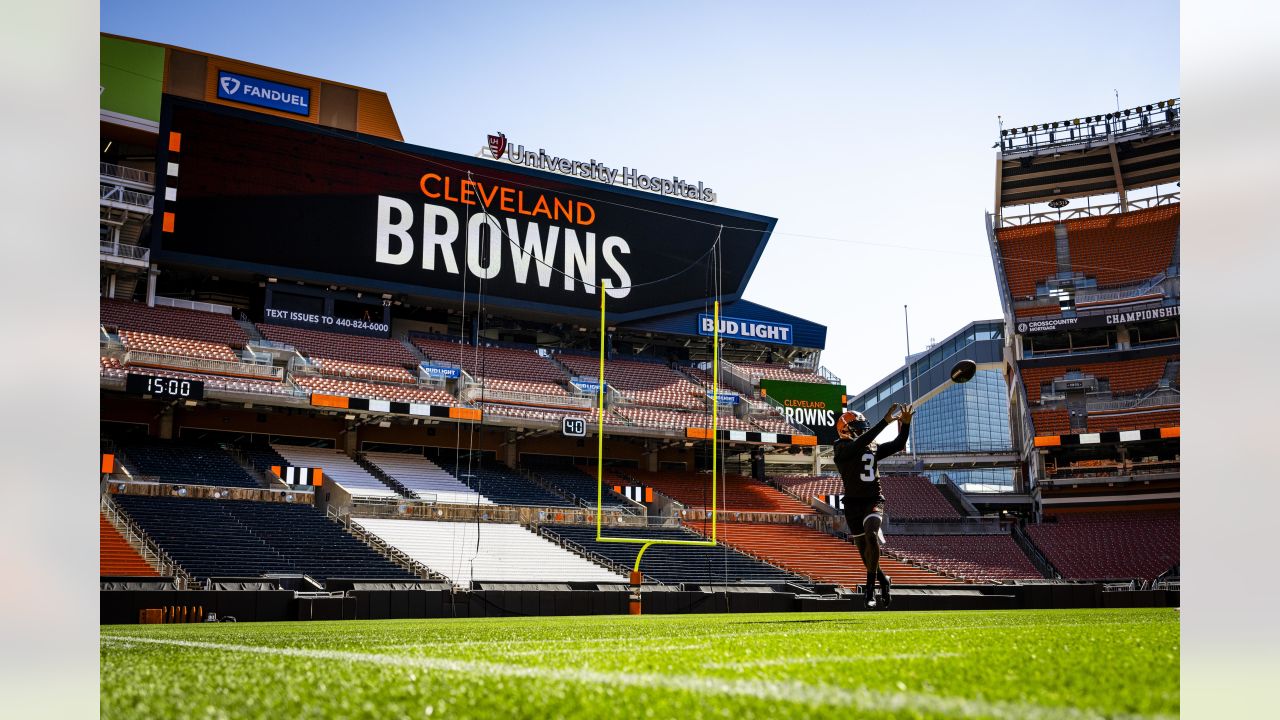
[{"xmin": 875, "ymin": 405, "xmax": 914, "ymax": 459}]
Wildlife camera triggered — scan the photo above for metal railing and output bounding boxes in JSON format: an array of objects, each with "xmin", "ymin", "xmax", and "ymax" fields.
[
  {"xmin": 998, "ymin": 193, "xmax": 1179, "ymax": 227},
  {"xmin": 461, "ymin": 386, "xmax": 595, "ymax": 410},
  {"xmin": 100, "ymin": 492, "xmax": 192, "ymax": 587},
  {"xmin": 154, "ymin": 296, "xmax": 235, "ymax": 315},
  {"xmin": 99, "ymin": 240, "xmax": 150, "ymax": 263},
  {"xmin": 1074, "ymin": 273, "xmax": 1170, "ymax": 306},
  {"xmin": 108, "ymin": 479, "xmax": 312, "ymax": 504},
  {"xmin": 998, "ymin": 99, "xmax": 1179, "ymax": 154},
  {"xmin": 100, "ymin": 162, "xmax": 155, "ymax": 186},
  {"xmin": 122, "ymin": 350, "xmax": 285, "ymax": 380},
  {"xmin": 1086, "ymin": 388, "xmax": 1180, "ymax": 413},
  {"xmin": 536, "ymin": 527, "xmax": 639, "ymax": 580},
  {"xmin": 100, "ymin": 183, "xmax": 154, "ymax": 210}
]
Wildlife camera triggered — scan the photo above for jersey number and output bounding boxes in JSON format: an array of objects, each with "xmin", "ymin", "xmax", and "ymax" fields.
[{"xmin": 860, "ymin": 452, "xmax": 876, "ymax": 482}]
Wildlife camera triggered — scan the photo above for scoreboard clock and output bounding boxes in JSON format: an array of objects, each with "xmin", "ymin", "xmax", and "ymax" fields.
[{"xmin": 125, "ymin": 373, "xmax": 205, "ymax": 400}]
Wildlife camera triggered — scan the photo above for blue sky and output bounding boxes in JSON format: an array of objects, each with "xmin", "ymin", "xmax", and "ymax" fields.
[{"xmin": 102, "ymin": 1, "xmax": 1179, "ymax": 393}]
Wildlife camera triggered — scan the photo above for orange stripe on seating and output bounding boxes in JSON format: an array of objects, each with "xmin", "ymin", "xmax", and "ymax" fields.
[
  {"xmin": 168, "ymin": 131, "xmax": 182, "ymax": 153},
  {"xmin": 312, "ymin": 469, "xmax": 323, "ymax": 486},
  {"xmin": 645, "ymin": 488, "xmax": 653, "ymax": 502},
  {"xmin": 791, "ymin": 435, "xmax": 818, "ymax": 447},
  {"xmin": 310, "ymin": 393, "xmax": 349, "ymax": 409},
  {"xmin": 162, "ymin": 212, "xmax": 175, "ymax": 232},
  {"xmin": 449, "ymin": 407, "xmax": 482, "ymax": 421},
  {"xmin": 101, "ymin": 453, "xmax": 115, "ymax": 474},
  {"xmin": 269, "ymin": 465, "xmax": 281, "ymax": 478},
  {"xmin": 686, "ymin": 427, "xmax": 710, "ymax": 440},
  {"xmin": 1160, "ymin": 426, "xmax": 1180, "ymax": 438},
  {"xmin": 1034, "ymin": 435, "xmax": 1061, "ymax": 447},
  {"xmin": 613, "ymin": 485, "xmax": 621, "ymax": 494}
]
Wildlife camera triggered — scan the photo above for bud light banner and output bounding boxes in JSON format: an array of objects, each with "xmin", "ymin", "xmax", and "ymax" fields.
[
  {"xmin": 420, "ymin": 363, "xmax": 462, "ymax": 380},
  {"xmin": 759, "ymin": 379, "xmax": 848, "ymax": 445},
  {"xmin": 216, "ymin": 70, "xmax": 311, "ymax": 116},
  {"xmin": 698, "ymin": 314, "xmax": 793, "ymax": 345},
  {"xmin": 154, "ymin": 99, "xmax": 776, "ymax": 323}
]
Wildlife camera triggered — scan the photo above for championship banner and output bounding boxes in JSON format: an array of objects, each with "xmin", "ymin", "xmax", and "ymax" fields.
[
  {"xmin": 1016, "ymin": 304, "xmax": 1179, "ymax": 334},
  {"xmin": 154, "ymin": 98, "xmax": 776, "ymax": 324},
  {"xmin": 758, "ymin": 379, "xmax": 848, "ymax": 445}
]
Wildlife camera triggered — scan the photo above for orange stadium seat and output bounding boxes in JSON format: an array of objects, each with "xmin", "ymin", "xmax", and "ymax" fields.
[
  {"xmin": 627, "ymin": 470, "xmax": 814, "ymax": 514},
  {"xmin": 995, "ymin": 222, "xmax": 1056, "ymax": 300},
  {"xmin": 119, "ymin": 330, "xmax": 239, "ymax": 362},
  {"xmin": 257, "ymin": 323, "xmax": 417, "ymax": 369},
  {"xmin": 1065, "ymin": 205, "xmax": 1179, "ymax": 288},
  {"xmin": 1019, "ymin": 355, "xmax": 1174, "ymax": 405},
  {"xmin": 1025, "ymin": 510, "xmax": 1178, "ymax": 581},
  {"xmin": 1030, "ymin": 407, "xmax": 1072, "ymax": 435},
  {"xmin": 412, "ymin": 336, "xmax": 569, "ymax": 396},
  {"xmin": 1086, "ymin": 407, "xmax": 1180, "ymax": 433},
  {"xmin": 291, "ymin": 376, "xmax": 457, "ymax": 405}
]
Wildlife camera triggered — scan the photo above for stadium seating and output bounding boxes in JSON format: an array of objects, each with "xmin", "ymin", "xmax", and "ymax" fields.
[
  {"xmin": 1086, "ymin": 408, "xmax": 1180, "ymax": 432},
  {"xmin": 625, "ymin": 470, "xmax": 813, "ymax": 514},
  {"xmin": 353, "ymin": 518, "xmax": 624, "ymax": 586},
  {"xmin": 729, "ymin": 361, "xmax": 828, "ymax": 385},
  {"xmin": 1031, "ymin": 407, "xmax": 1072, "ymax": 435},
  {"xmin": 555, "ymin": 353, "xmax": 705, "ymax": 409},
  {"xmin": 434, "ymin": 458, "xmax": 576, "ymax": 507},
  {"xmin": 412, "ymin": 336, "xmax": 569, "ymax": 396},
  {"xmin": 361, "ymin": 452, "xmax": 494, "ymax": 504},
  {"xmin": 994, "ymin": 223, "xmax": 1056, "ymax": 300},
  {"xmin": 291, "ymin": 376, "xmax": 458, "ymax": 405},
  {"xmin": 616, "ymin": 406, "xmax": 754, "ymax": 432},
  {"xmin": 100, "ymin": 356, "xmax": 295, "ymax": 396},
  {"xmin": 705, "ymin": 522, "xmax": 957, "ymax": 588},
  {"xmin": 775, "ymin": 475, "xmax": 962, "ymax": 521},
  {"xmin": 242, "ymin": 445, "xmax": 288, "ymax": 476},
  {"xmin": 885, "ymin": 535, "xmax": 1043, "ymax": 583},
  {"xmin": 1025, "ymin": 511, "xmax": 1179, "ymax": 581},
  {"xmin": 1020, "ymin": 355, "xmax": 1172, "ymax": 404},
  {"xmin": 119, "ymin": 330, "xmax": 239, "ymax": 361},
  {"xmin": 1065, "ymin": 204, "xmax": 1179, "ymax": 287},
  {"xmin": 479, "ymin": 404, "xmax": 618, "ymax": 426},
  {"xmin": 257, "ymin": 323, "xmax": 417, "ymax": 368},
  {"xmin": 527, "ymin": 465, "xmax": 635, "ymax": 510},
  {"xmin": 119, "ymin": 441, "xmax": 262, "ymax": 489},
  {"xmin": 101, "ymin": 298, "xmax": 248, "ymax": 348},
  {"xmin": 747, "ymin": 415, "xmax": 809, "ymax": 435},
  {"xmin": 312, "ymin": 358, "xmax": 417, "ymax": 384},
  {"xmin": 271, "ymin": 444, "xmax": 402, "ymax": 499},
  {"xmin": 100, "ymin": 513, "xmax": 158, "ymax": 576},
  {"xmin": 542, "ymin": 524, "xmax": 808, "ymax": 585},
  {"xmin": 112, "ymin": 494, "xmax": 416, "ymax": 583}
]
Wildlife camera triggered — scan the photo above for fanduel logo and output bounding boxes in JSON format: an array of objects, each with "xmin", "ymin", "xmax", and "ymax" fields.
[
  {"xmin": 217, "ymin": 71, "xmax": 311, "ymax": 116},
  {"xmin": 220, "ymin": 76, "xmax": 240, "ymax": 95}
]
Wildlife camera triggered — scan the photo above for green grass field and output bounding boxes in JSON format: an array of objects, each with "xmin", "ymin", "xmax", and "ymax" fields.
[{"xmin": 101, "ymin": 608, "xmax": 1178, "ymax": 719}]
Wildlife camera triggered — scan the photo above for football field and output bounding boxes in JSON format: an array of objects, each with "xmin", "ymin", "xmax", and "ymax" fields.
[{"xmin": 101, "ymin": 607, "xmax": 1178, "ymax": 719}]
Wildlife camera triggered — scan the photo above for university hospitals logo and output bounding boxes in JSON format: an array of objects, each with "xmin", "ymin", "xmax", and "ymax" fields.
[
  {"xmin": 220, "ymin": 76, "xmax": 241, "ymax": 96},
  {"xmin": 488, "ymin": 132, "xmax": 507, "ymax": 160}
]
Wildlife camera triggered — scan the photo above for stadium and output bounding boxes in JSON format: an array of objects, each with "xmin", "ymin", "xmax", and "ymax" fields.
[{"xmin": 98, "ymin": 31, "xmax": 1180, "ymax": 719}]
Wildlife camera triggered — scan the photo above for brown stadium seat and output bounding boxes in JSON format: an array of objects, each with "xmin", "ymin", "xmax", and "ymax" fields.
[
  {"xmin": 995, "ymin": 222, "xmax": 1056, "ymax": 300},
  {"xmin": 101, "ymin": 298, "xmax": 248, "ymax": 347},
  {"xmin": 1064, "ymin": 205, "xmax": 1179, "ymax": 287}
]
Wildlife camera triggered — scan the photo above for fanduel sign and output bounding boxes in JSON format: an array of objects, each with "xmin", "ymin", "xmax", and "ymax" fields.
[
  {"xmin": 698, "ymin": 314, "xmax": 793, "ymax": 345},
  {"xmin": 487, "ymin": 132, "xmax": 717, "ymax": 203},
  {"xmin": 217, "ymin": 71, "xmax": 310, "ymax": 116}
]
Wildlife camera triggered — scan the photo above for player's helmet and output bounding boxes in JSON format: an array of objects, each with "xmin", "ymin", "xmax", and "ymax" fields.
[{"xmin": 836, "ymin": 410, "xmax": 870, "ymax": 439}]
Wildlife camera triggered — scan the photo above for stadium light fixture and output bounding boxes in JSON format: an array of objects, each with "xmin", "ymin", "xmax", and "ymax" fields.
[{"xmin": 267, "ymin": 277, "xmax": 277, "ymax": 283}]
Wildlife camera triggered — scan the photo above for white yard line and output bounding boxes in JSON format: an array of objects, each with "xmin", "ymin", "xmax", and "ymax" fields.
[
  {"xmin": 101, "ymin": 635, "xmax": 1174, "ymax": 720},
  {"xmin": 702, "ymin": 652, "xmax": 963, "ymax": 669}
]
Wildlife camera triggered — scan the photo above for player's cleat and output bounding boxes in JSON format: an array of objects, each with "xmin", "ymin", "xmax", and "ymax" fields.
[
  {"xmin": 864, "ymin": 586, "xmax": 877, "ymax": 609},
  {"xmin": 879, "ymin": 574, "xmax": 892, "ymax": 609}
]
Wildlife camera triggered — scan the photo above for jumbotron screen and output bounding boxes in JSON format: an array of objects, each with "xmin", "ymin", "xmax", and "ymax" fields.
[{"xmin": 155, "ymin": 98, "xmax": 776, "ymax": 322}]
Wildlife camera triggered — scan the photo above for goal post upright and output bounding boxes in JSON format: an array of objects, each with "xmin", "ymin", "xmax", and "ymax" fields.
[{"xmin": 594, "ymin": 288, "xmax": 719, "ymax": 562}]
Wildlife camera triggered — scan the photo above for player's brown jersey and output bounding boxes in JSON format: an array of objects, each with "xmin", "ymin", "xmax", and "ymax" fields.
[{"xmin": 833, "ymin": 417, "xmax": 910, "ymax": 500}]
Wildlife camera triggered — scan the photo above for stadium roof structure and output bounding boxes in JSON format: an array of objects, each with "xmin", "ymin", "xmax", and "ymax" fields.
[
  {"xmin": 994, "ymin": 99, "xmax": 1179, "ymax": 213},
  {"xmin": 619, "ymin": 299, "xmax": 827, "ymax": 351}
]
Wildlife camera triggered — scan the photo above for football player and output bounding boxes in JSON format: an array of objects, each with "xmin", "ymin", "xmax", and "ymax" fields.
[{"xmin": 834, "ymin": 403, "xmax": 913, "ymax": 609}]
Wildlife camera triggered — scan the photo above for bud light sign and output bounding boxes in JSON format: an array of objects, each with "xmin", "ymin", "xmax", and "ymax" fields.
[
  {"xmin": 698, "ymin": 314, "xmax": 792, "ymax": 345},
  {"xmin": 217, "ymin": 71, "xmax": 311, "ymax": 116},
  {"xmin": 420, "ymin": 363, "xmax": 461, "ymax": 380}
]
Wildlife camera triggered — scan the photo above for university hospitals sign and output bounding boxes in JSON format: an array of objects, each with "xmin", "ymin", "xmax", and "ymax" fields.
[{"xmin": 486, "ymin": 132, "xmax": 717, "ymax": 203}]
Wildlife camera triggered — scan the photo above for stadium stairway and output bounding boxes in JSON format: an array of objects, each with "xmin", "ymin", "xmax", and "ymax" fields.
[
  {"xmin": 100, "ymin": 513, "xmax": 158, "ymax": 576},
  {"xmin": 684, "ymin": 521, "xmax": 957, "ymax": 589}
]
